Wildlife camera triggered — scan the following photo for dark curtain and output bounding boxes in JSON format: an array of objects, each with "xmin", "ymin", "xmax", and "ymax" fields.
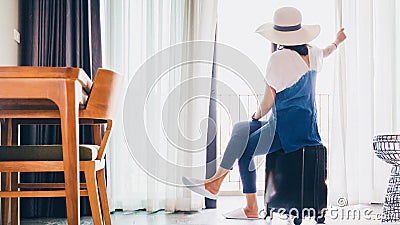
[
  {"xmin": 205, "ymin": 26, "xmax": 218, "ymax": 209},
  {"xmin": 19, "ymin": 0, "xmax": 102, "ymax": 218}
]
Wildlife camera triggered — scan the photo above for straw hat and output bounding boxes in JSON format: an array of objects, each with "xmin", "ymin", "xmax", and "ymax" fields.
[{"xmin": 256, "ymin": 7, "xmax": 320, "ymax": 46}]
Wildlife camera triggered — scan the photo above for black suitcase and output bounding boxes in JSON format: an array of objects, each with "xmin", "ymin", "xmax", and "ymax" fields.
[{"xmin": 264, "ymin": 145, "xmax": 327, "ymax": 224}]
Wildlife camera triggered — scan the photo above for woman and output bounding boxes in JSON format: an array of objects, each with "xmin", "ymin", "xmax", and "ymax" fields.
[{"xmin": 183, "ymin": 6, "xmax": 346, "ymax": 219}]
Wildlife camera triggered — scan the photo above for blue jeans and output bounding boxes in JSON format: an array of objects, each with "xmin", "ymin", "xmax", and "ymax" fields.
[{"xmin": 220, "ymin": 120, "xmax": 276, "ymax": 194}]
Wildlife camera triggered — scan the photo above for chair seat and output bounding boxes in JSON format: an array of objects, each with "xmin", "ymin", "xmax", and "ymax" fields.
[{"xmin": 0, "ymin": 145, "xmax": 98, "ymax": 161}]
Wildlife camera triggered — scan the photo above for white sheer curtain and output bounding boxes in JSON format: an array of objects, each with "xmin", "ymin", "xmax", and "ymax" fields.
[
  {"xmin": 330, "ymin": 0, "xmax": 399, "ymax": 205},
  {"xmin": 101, "ymin": 0, "xmax": 218, "ymax": 212}
]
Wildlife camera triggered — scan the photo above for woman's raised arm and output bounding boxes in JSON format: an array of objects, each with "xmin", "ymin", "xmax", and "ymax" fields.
[{"xmin": 323, "ymin": 28, "xmax": 347, "ymax": 58}]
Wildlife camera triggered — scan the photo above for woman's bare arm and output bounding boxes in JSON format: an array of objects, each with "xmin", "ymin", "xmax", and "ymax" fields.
[{"xmin": 252, "ymin": 86, "xmax": 276, "ymax": 120}]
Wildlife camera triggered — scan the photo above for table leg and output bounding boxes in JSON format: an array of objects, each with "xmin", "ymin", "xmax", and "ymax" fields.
[
  {"xmin": 57, "ymin": 81, "xmax": 80, "ymax": 225},
  {"xmin": 8, "ymin": 120, "xmax": 19, "ymax": 225},
  {"xmin": 1, "ymin": 118, "xmax": 12, "ymax": 225},
  {"xmin": 11, "ymin": 173, "xmax": 19, "ymax": 225},
  {"xmin": 1, "ymin": 173, "xmax": 10, "ymax": 225}
]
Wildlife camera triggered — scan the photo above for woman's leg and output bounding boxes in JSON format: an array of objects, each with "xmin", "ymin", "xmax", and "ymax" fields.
[
  {"xmin": 205, "ymin": 121, "xmax": 264, "ymax": 192},
  {"xmin": 205, "ymin": 120, "xmax": 274, "ymax": 217},
  {"xmin": 239, "ymin": 120, "xmax": 276, "ymax": 185},
  {"xmin": 237, "ymin": 121, "xmax": 275, "ymax": 218},
  {"xmin": 244, "ymin": 194, "xmax": 259, "ymax": 218}
]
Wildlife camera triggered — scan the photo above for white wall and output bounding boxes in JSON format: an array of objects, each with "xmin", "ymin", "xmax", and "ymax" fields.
[
  {"xmin": 0, "ymin": 0, "xmax": 19, "ymax": 65},
  {"xmin": 0, "ymin": 0, "xmax": 18, "ymax": 221}
]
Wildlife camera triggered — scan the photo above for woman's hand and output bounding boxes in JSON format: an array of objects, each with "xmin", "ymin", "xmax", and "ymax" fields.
[
  {"xmin": 251, "ymin": 112, "xmax": 259, "ymax": 121},
  {"xmin": 334, "ymin": 28, "xmax": 347, "ymax": 46}
]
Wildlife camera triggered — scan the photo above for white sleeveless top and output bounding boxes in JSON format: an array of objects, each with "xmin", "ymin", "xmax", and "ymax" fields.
[{"xmin": 265, "ymin": 45, "xmax": 324, "ymax": 93}]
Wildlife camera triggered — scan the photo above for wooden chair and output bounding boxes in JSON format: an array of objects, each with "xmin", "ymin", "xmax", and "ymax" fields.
[{"xmin": 0, "ymin": 68, "xmax": 123, "ymax": 225}]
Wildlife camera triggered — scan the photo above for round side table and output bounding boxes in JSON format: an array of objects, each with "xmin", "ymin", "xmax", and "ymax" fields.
[{"xmin": 373, "ymin": 135, "xmax": 400, "ymax": 223}]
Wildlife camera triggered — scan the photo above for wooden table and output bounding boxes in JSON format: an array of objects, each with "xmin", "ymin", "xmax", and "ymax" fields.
[{"xmin": 0, "ymin": 66, "xmax": 93, "ymax": 225}]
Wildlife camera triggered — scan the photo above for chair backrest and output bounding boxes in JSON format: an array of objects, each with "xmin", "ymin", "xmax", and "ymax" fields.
[
  {"xmin": 81, "ymin": 69, "xmax": 124, "ymax": 120},
  {"xmin": 80, "ymin": 69, "xmax": 123, "ymax": 160}
]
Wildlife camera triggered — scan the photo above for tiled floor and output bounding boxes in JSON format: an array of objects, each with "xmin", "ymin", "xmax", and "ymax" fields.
[{"xmin": 20, "ymin": 196, "xmax": 386, "ymax": 225}]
